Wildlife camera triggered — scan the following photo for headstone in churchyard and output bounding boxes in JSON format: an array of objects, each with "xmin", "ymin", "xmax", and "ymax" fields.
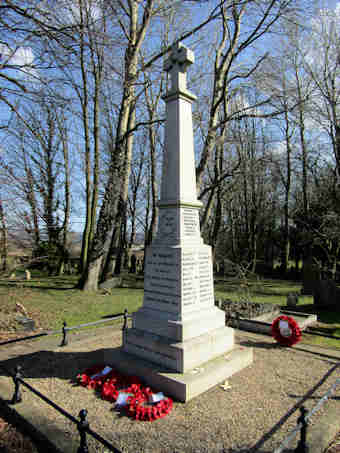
[
  {"xmin": 301, "ymin": 255, "xmax": 320, "ymax": 295},
  {"xmin": 117, "ymin": 42, "xmax": 252, "ymax": 402},
  {"xmin": 25, "ymin": 269, "xmax": 31, "ymax": 281},
  {"xmin": 130, "ymin": 254, "xmax": 137, "ymax": 274},
  {"xmin": 313, "ymin": 279, "xmax": 340, "ymax": 310},
  {"xmin": 286, "ymin": 293, "xmax": 299, "ymax": 308},
  {"xmin": 98, "ymin": 277, "xmax": 122, "ymax": 290}
]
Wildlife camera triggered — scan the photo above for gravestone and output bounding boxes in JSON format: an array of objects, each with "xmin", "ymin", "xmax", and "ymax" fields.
[
  {"xmin": 286, "ymin": 293, "xmax": 299, "ymax": 308},
  {"xmin": 118, "ymin": 43, "xmax": 252, "ymax": 401},
  {"xmin": 301, "ymin": 256, "xmax": 320, "ymax": 295},
  {"xmin": 98, "ymin": 277, "xmax": 122, "ymax": 290},
  {"xmin": 25, "ymin": 269, "xmax": 31, "ymax": 281},
  {"xmin": 313, "ymin": 279, "xmax": 340, "ymax": 310},
  {"xmin": 130, "ymin": 254, "xmax": 137, "ymax": 274}
]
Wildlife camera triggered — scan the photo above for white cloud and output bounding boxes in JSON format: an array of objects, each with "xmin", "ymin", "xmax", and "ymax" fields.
[
  {"xmin": 271, "ymin": 141, "xmax": 286, "ymax": 156},
  {"xmin": 305, "ymin": 3, "xmax": 340, "ymax": 67},
  {"xmin": 0, "ymin": 45, "xmax": 34, "ymax": 68},
  {"xmin": 0, "ymin": 44, "xmax": 38, "ymax": 82},
  {"xmin": 57, "ymin": 0, "xmax": 101, "ymax": 26},
  {"xmin": 230, "ymin": 92, "xmax": 263, "ymax": 117}
]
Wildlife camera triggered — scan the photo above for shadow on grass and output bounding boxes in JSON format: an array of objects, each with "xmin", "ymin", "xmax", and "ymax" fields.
[
  {"xmin": 251, "ymin": 289, "xmax": 299, "ymax": 297},
  {"xmin": 281, "ymin": 305, "xmax": 340, "ymax": 327},
  {"xmin": 0, "ymin": 281, "xmax": 77, "ymax": 291},
  {"xmin": 238, "ymin": 339, "xmax": 279, "ymax": 350}
]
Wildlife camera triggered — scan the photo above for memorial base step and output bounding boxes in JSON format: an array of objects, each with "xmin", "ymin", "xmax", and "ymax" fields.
[
  {"xmin": 131, "ymin": 306, "xmax": 225, "ymax": 341},
  {"xmin": 123, "ymin": 326, "xmax": 234, "ymax": 373},
  {"xmin": 102, "ymin": 345, "xmax": 253, "ymax": 402}
]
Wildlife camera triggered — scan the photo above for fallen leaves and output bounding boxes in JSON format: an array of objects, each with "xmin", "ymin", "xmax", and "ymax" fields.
[{"xmin": 220, "ymin": 380, "xmax": 231, "ymax": 391}]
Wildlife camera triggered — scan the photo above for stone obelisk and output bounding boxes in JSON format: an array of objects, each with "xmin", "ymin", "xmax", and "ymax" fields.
[{"xmin": 121, "ymin": 43, "xmax": 252, "ymax": 401}]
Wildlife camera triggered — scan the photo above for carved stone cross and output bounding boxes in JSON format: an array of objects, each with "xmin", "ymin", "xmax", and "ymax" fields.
[{"xmin": 164, "ymin": 42, "xmax": 194, "ymax": 93}]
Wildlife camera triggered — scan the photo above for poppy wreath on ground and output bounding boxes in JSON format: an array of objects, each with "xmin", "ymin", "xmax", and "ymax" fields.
[
  {"xmin": 271, "ymin": 315, "xmax": 302, "ymax": 347},
  {"xmin": 127, "ymin": 390, "xmax": 173, "ymax": 422},
  {"xmin": 76, "ymin": 365, "xmax": 173, "ymax": 421}
]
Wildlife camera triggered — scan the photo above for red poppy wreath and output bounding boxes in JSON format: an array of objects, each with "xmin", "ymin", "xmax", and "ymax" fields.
[
  {"xmin": 77, "ymin": 365, "xmax": 173, "ymax": 421},
  {"xmin": 271, "ymin": 315, "xmax": 302, "ymax": 347}
]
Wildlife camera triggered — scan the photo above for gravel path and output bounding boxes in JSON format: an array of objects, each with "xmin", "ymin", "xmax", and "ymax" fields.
[{"xmin": 0, "ymin": 328, "xmax": 339, "ymax": 453}]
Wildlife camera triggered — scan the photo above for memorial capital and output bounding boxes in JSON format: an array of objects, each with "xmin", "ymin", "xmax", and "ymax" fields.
[{"xmin": 164, "ymin": 42, "xmax": 194, "ymax": 94}]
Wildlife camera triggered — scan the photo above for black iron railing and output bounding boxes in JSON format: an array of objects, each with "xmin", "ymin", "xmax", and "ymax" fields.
[
  {"xmin": 0, "ymin": 311, "xmax": 131, "ymax": 452},
  {"xmin": 1, "ymin": 308, "xmax": 339, "ymax": 452},
  {"xmin": 0, "ymin": 310, "xmax": 130, "ymax": 348},
  {"xmin": 274, "ymin": 376, "xmax": 340, "ymax": 453},
  {"xmin": 1, "ymin": 363, "xmax": 122, "ymax": 452}
]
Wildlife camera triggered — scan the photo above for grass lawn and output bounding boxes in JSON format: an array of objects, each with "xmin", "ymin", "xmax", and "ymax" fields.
[
  {"xmin": 214, "ymin": 277, "xmax": 313, "ymax": 305},
  {"xmin": 0, "ymin": 274, "xmax": 339, "ymax": 350},
  {"xmin": 215, "ymin": 277, "xmax": 340, "ymax": 349},
  {"xmin": 0, "ymin": 275, "xmax": 143, "ymax": 332}
]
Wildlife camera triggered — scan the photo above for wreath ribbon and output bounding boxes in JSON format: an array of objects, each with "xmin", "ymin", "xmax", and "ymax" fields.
[
  {"xmin": 271, "ymin": 315, "xmax": 302, "ymax": 346},
  {"xmin": 77, "ymin": 365, "xmax": 173, "ymax": 421}
]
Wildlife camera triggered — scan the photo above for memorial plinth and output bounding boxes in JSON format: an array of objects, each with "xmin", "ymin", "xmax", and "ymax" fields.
[{"xmin": 113, "ymin": 43, "xmax": 252, "ymax": 401}]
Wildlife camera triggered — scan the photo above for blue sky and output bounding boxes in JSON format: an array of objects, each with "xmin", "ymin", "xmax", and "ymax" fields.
[{"xmin": 1, "ymin": 0, "xmax": 340, "ymax": 234}]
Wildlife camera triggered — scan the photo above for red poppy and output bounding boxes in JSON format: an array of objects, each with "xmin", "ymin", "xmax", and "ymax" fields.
[
  {"xmin": 272, "ymin": 315, "xmax": 302, "ymax": 346},
  {"xmin": 77, "ymin": 365, "xmax": 173, "ymax": 421}
]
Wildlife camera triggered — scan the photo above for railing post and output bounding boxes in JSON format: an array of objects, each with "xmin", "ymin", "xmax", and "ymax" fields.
[
  {"xmin": 122, "ymin": 309, "xmax": 128, "ymax": 331},
  {"xmin": 295, "ymin": 406, "xmax": 309, "ymax": 453},
  {"xmin": 60, "ymin": 321, "xmax": 68, "ymax": 347},
  {"xmin": 77, "ymin": 409, "xmax": 89, "ymax": 453},
  {"xmin": 10, "ymin": 365, "xmax": 22, "ymax": 405}
]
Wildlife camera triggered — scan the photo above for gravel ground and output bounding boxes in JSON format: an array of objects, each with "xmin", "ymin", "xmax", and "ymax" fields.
[{"xmin": 0, "ymin": 328, "xmax": 339, "ymax": 453}]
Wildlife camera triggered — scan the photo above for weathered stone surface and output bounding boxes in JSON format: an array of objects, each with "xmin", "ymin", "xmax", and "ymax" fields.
[
  {"xmin": 15, "ymin": 316, "xmax": 35, "ymax": 331},
  {"xmin": 286, "ymin": 293, "xmax": 299, "ymax": 308}
]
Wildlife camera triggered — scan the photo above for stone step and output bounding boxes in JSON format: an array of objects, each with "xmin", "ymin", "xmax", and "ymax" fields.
[
  {"xmin": 123, "ymin": 326, "xmax": 234, "ymax": 373},
  {"xmin": 102, "ymin": 344, "xmax": 253, "ymax": 402}
]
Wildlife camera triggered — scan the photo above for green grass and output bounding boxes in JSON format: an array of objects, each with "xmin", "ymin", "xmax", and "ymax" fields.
[
  {"xmin": 1, "ymin": 274, "xmax": 339, "ymax": 350},
  {"xmin": 214, "ymin": 277, "xmax": 313, "ymax": 305},
  {"xmin": 214, "ymin": 277, "xmax": 340, "ymax": 349},
  {"xmin": 0, "ymin": 276, "xmax": 143, "ymax": 331},
  {"xmin": 301, "ymin": 333, "xmax": 340, "ymax": 349}
]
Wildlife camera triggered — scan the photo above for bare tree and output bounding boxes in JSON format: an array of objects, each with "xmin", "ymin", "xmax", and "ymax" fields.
[
  {"xmin": 0, "ymin": 200, "xmax": 8, "ymax": 272},
  {"xmin": 195, "ymin": 0, "xmax": 298, "ymax": 195},
  {"xmin": 80, "ymin": 0, "xmax": 225, "ymax": 290},
  {"xmin": 302, "ymin": 5, "xmax": 340, "ymax": 180}
]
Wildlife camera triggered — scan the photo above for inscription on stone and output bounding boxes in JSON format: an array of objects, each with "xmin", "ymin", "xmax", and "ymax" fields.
[
  {"xmin": 198, "ymin": 250, "xmax": 213, "ymax": 304},
  {"xmin": 144, "ymin": 249, "xmax": 180, "ymax": 310},
  {"xmin": 182, "ymin": 208, "xmax": 199, "ymax": 236},
  {"xmin": 144, "ymin": 246, "xmax": 214, "ymax": 312},
  {"xmin": 158, "ymin": 209, "xmax": 176, "ymax": 239},
  {"xmin": 181, "ymin": 251, "xmax": 199, "ymax": 307},
  {"xmin": 180, "ymin": 249, "xmax": 214, "ymax": 309}
]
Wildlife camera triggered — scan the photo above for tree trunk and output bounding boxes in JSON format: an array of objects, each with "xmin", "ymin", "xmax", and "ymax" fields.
[
  {"xmin": 144, "ymin": 82, "xmax": 161, "ymax": 247},
  {"xmin": 81, "ymin": 0, "xmax": 152, "ymax": 290},
  {"xmin": 0, "ymin": 201, "xmax": 8, "ymax": 272},
  {"xmin": 281, "ymin": 104, "xmax": 292, "ymax": 274},
  {"xmin": 58, "ymin": 115, "xmax": 71, "ymax": 276},
  {"xmin": 82, "ymin": 256, "xmax": 104, "ymax": 292},
  {"xmin": 79, "ymin": 0, "xmax": 93, "ymax": 274}
]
